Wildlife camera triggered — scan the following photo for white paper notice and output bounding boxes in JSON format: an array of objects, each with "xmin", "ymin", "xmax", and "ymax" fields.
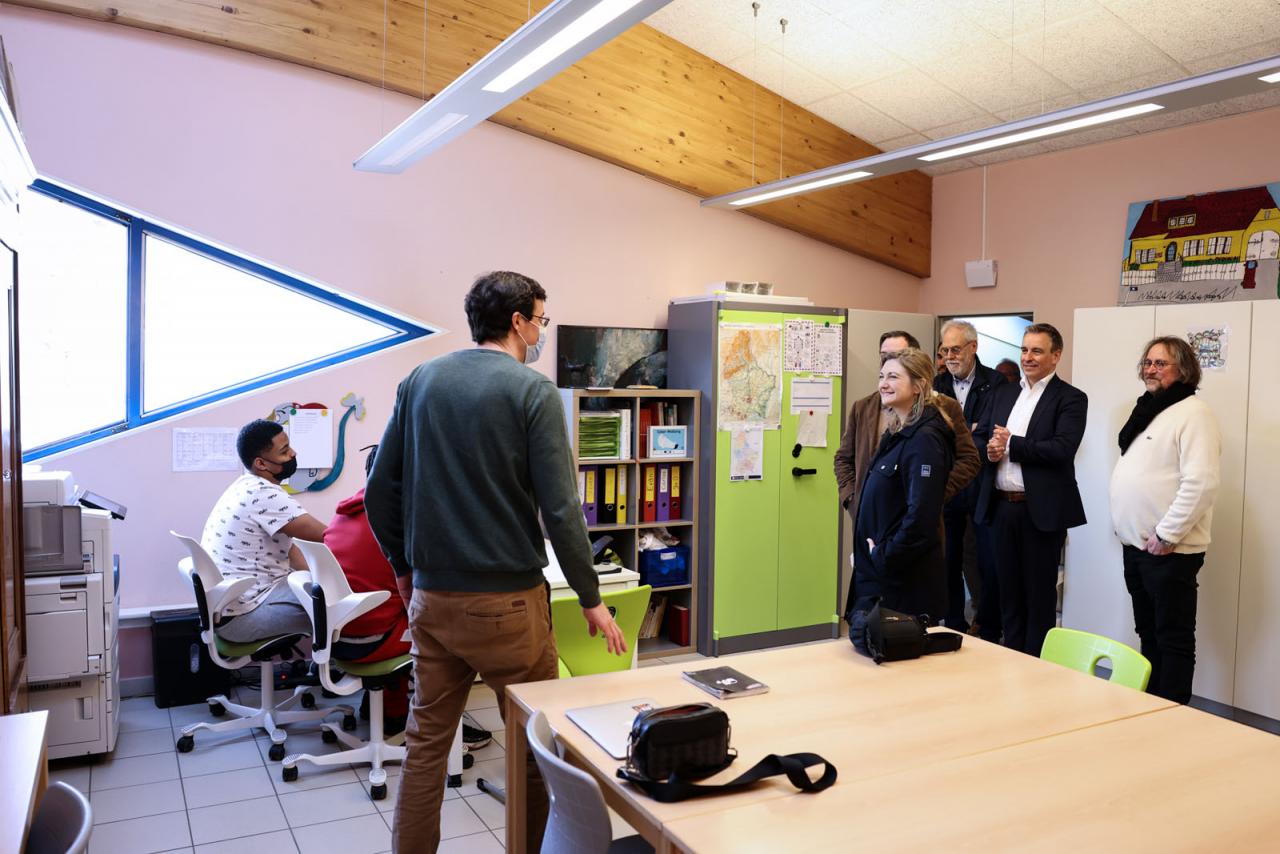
[
  {"xmin": 811, "ymin": 325, "xmax": 844, "ymax": 376},
  {"xmin": 796, "ymin": 411, "xmax": 828, "ymax": 448},
  {"xmin": 287, "ymin": 408, "xmax": 334, "ymax": 468},
  {"xmin": 790, "ymin": 377, "xmax": 833, "ymax": 415},
  {"xmin": 729, "ymin": 428, "xmax": 765, "ymax": 481},
  {"xmin": 173, "ymin": 428, "xmax": 241, "ymax": 472},
  {"xmin": 783, "ymin": 319, "xmax": 815, "ymax": 372}
]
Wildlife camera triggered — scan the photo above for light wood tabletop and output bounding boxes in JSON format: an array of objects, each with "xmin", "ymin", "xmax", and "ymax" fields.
[
  {"xmin": 1, "ymin": 709, "xmax": 50, "ymax": 854},
  {"xmin": 664, "ymin": 703, "xmax": 1280, "ymax": 852},
  {"xmin": 504, "ymin": 635, "xmax": 1177, "ymax": 852}
]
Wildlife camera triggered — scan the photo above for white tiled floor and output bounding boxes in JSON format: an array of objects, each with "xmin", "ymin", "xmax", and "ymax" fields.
[{"xmin": 50, "ymin": 654, "xmax": 707, "ymax": 854}]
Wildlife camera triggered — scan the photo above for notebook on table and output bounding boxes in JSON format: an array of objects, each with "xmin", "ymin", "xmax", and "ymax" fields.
[
  {"xmin": 681, "ymin": 666, "xmax": 770, "ymax": 699},
  {"xmin": 566, "ymin": 698, "xmax": 657, "ymax": 760}
]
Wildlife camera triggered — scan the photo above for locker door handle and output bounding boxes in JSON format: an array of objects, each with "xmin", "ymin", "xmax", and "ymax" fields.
[{"xmin": 791, "ymin": 467, "xmax": 817, "ymax": 477}]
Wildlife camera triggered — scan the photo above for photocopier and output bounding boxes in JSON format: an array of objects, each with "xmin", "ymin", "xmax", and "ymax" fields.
[{"xmin": 23, "ymin": 467, "xmax": 124, "ymax": 759}]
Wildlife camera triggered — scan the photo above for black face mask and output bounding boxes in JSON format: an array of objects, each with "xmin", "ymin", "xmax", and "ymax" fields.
[{"xmin": 265, "ymin": 456, "xmax": 298, "ymax": 482}]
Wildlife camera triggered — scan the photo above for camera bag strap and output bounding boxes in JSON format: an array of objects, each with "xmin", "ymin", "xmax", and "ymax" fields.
[{"xmin": 617, "ymin": 752, "xmax": 837, "ymax": 803}]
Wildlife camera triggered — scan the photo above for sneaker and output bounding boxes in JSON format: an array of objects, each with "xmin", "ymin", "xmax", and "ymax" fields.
[{"xmin": 463, "ymin": 722, "xmax": 492, "ymax": 750}]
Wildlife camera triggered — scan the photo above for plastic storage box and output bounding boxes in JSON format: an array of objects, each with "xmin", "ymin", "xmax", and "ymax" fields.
[{"xmin": 638, "ymin": 545, "xmax": 690, "ymax": 588}]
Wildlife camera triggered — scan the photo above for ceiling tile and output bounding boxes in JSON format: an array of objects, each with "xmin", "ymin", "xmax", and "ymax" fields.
[
  {"xmin": 1099, "ymin": 0, "xmax": 1280, "ymax": 64},
  {"xmin": 753, "ymin": 0, "xmax": 839, "ymax": 48},
  {"xmin": 1034, "ymin": 123, "xmax": 1136, "ymax": 150},
  {"xmin": 854, "ymin": 68, "xmax": 986, "ymax": 131},
  {"xmin": 834, "ymin": 0, "xmax": 1006, "ymax": 65},
  {"xmin": 806, "ymin": 92, "xmax": 915, "ymax": 143},
  {"xmin": 1126, "ymin": 89, "xmax": 1280, "ymax": 133},
  {"xmin": 1076, "ymin": 68, "xmax": 1192, "ymax": 102},
  {"xmin": 920, "ymin": 158, "xmax": 980, "ymax": 175},
  {"xmin": 968, "ymin": 140, "xmax": 1053, "ymax": 164},
  {"xmin": 919, "ymin": 114, "xmax": 1004, "ymax": 140},
  {"xmin": 646, "ymin": 0, "xmax": 757, "ymax": 37},
  {"xmin": 645, "ymin": 13, "xmax": 756, "ymax": 65},
  {"xmin": 780, "ymin": 16, "xmax": 909, "ymax": 89},
  {"xmin": 1011, "ymin": 7, "xmax": 1184, "ymax": 90},
  {"xmin": 994, "ymin": 93, "xmax": 1088, "ymax": 121},
  {"xmin": 724, "ymin": 47, "xmax": 843, "ymax": 106},
  {"xmin": 921, "ymin": 46, "xmax": 1075, "ymax": 115},
  {"xmin": 877, "ymin": 131, "xmax": 931, "ymax": 151},
  {"xmin": 960, "ymin": 0, "xmax": 1103, "ymax": 41},
  {"xmin": 1181, "ymin": 36, "xmax": 1280, "ymax": 75}
]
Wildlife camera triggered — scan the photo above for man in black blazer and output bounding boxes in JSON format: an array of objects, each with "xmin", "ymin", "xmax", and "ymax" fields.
[
  {"xmin": 974, "ymin": 323, "xmax": 1087, "ymax": 656},
  {"xmin": 934, "ymin": 320, "xmax": 1005, "ymax": 637}
]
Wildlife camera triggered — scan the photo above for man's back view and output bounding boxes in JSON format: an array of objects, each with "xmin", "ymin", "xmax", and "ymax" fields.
[{"xmin": 365, "ymin": 271, "xmax": 624, "ymax": 853}]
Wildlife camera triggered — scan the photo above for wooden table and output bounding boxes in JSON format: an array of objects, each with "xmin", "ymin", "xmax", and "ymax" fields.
[
  {"xmin": 1, "ymin": 710, "xmax": 50, "ymax": 854},
  {"xmin": 503, "ymin": 636, "xmax": 1176, "ymax": 852},
  {"xmin": 665, "ymin": 704, "xmax": 1280, "ymax": 852}
]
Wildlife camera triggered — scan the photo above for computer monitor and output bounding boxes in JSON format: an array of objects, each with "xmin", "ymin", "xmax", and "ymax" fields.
[{"xmin": 556, "ymin": 325, "xmax": 667, "ymax": 388}]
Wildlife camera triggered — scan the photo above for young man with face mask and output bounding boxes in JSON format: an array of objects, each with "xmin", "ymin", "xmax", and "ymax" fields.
[
  {"xmin": 366, "ymin": 270, "xmax": 625, "ymax": 853},
  {"xmin": 200, "ymin": 419, "xmax": 329, "ymax": 643}
]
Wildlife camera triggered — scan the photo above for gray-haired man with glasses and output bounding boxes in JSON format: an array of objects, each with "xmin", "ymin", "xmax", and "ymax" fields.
[{"xmin": 1110, "ymin": 335, "xmax": 1221, "ymax": 704}]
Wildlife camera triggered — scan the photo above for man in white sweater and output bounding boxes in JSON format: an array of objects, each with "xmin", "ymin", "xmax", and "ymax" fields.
[{"xmin": 1110, "ymin": 336, "xmax": 1221, "ymax": 704}]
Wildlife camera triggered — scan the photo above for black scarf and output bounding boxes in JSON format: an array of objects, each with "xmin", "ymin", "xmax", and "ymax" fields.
[{"xmin": 1118, "ymin": 381, "xmax": 1196, "ymax": 454}]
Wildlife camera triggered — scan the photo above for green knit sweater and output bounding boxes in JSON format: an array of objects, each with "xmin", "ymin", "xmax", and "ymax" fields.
[{"xmin": 365, "ymin": 348, "xmax": 600, "ymax": 608}]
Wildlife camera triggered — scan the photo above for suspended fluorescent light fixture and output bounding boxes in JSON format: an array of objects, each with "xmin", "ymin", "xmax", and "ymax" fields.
[
  {"xmin": 704, "ymin": 54, "xmax": 1280, "ymax": 209},
  {"xmin": 355, "ymin": 0, "xmax": 673, "ymax": 173}
]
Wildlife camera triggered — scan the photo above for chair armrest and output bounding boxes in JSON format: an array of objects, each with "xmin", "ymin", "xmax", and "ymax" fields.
[
  {"xmin": 205, "ymin": 576, "xmax": 256, "ymax": 622},
  {"xmin": 329, "ymin": 590, "xmax": 391, "ymax": 638}
]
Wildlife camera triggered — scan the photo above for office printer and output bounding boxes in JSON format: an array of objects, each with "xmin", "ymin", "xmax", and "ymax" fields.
[{"xmin": 23, "ymin": 467, "xmax": 123, "ymax": 759}]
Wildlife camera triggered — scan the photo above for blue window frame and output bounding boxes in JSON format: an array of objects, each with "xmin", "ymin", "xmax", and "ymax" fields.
[{"xmin": 23, "ymin": 179, "xmax": 438, "ymax": 461}]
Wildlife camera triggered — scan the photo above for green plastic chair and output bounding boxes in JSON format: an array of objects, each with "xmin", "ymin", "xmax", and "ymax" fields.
[
  {"xmin": 552, "ymin": 585, "xmax": 652, "ymax": 677},
  {"xmin": 1040, "ymin": 627, "xmax": 1152, "ymax": 691}
]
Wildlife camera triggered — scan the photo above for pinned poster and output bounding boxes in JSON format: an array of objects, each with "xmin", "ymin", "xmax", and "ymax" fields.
[
  {"xmin": 811, "ymin": 325, "xmax": 843, "ymax": 376},
  {"xmin": 796, "ymin": 411, "xmax": 828, "ymax": 448},
  {"xmin": 784, "ymin": 319, "xmax": 815, "ymax": 372},
  {"xmin": 729, "ymin": 428, "xmax": 764, "ymax": 481},
  {"xmin": 286, "ymin": 407, "xmax": 334, "ymax": 468},
  {"xmin": 173, "ymin": 428, "xmax": 240, "ymax": 472},
  {"xmin": 790, "ymin": 377, "xmax": 832, "ymax": 415}
]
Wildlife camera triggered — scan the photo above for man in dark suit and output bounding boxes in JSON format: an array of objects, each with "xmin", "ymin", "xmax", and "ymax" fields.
[
  {"xmin": 974, "ymin": 323, "xmax": 1087, "ymax": 656},
  {"xmin": 934, "ymin": 320, "xmax": 1005, "ymax": 637}
]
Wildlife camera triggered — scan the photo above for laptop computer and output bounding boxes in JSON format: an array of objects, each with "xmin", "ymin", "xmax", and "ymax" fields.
[{"xmin": 565, "ymin": 697, "xmax": 657, "ymax": 760}]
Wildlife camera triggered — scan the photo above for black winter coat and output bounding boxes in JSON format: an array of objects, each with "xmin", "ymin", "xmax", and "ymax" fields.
[{"xmin": 848, "ymin": 405, "xmax": 954, "ymax": 621}]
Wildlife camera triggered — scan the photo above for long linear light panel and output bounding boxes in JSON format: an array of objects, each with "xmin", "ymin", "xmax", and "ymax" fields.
[
  {"xmin": 355, "ymin": 0, "xmax": 673, "ymax": 173},
  {"xmin": 704, "ymin": 55, "xmax": 1280, "ymax": 209}
]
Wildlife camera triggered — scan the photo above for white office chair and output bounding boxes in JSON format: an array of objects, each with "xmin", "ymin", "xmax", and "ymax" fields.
[
  {"xmin": 527, "ymin": 711, "xmax": 652, "ymax": 854},
  {"xmin": 282, "ymin": 538, "xmax": 465, "ymax": 799},
  {"xmin": 170, "ymin": 532, "xmax": 352, "ymax": 760},
  {"xmin": 23, "ymin": 781, "xmax": 92, "ymax": 854}
]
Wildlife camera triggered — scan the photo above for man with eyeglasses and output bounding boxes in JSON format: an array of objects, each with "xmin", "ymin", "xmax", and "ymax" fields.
[
  {"xmin": 933, "ymin": 320, "xmax": 1006, "ymax": 637},
  {"xmin": 1110, "ymin": 336, "xmax": 1221, "ymax": 704},
  {"xmin": 366, "ymin": 271, "xmax": 626, "ymax": 852},
  {"xmin": 974, "ymin": 323, "xmax": 1087, "ymax": 656}
]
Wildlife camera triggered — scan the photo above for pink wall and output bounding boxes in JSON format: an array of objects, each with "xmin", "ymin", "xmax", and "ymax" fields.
[
  {"xmin": 922, "ymin": 106, "xmax": 1280, "ymax": 379},
  {"xmin": 2, "ymin": 9, "xmax": 920, "ymax": 612}
]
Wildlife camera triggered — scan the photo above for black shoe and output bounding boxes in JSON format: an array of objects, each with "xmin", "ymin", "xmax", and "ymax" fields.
[{"xmin": 463, "ymin": 722, "xmax": 492, "ymax": 750}]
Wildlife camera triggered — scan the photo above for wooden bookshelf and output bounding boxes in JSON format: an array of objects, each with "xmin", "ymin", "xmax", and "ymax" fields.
[{"xmin": 560, "ymin": 389, "xmax": 701, "ymax": 660}]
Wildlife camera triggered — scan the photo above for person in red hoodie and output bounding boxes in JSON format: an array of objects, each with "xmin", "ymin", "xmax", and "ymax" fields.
[{"xmin": 324, "ymin": 447, "xmax": 491, "ymax": 746}]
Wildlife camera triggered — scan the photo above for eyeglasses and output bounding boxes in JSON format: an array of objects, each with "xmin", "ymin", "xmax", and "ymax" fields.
[
  {"xmin": 938, "ymin": 344, "xmax": 972, "ymax": 356},
  {"xmin": 1141, "ymin": 359, "xmax": 1171, "ymax": 370},
  {"xmin": 524, "ymin": 313, "xmax": 551, "ymax": 328}
]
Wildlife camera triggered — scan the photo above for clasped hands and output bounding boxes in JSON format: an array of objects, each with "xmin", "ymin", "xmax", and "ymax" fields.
[{"xmin": 986, "ymin": 425, "xmax": 1011, "ymax": 462}]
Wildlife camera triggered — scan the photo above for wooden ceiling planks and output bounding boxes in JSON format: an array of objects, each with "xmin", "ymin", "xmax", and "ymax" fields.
[{"xmin": 15, "ymin": 0, "xmax": 932, "ymax": 276}]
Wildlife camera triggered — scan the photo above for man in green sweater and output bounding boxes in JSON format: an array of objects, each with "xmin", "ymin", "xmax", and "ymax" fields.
[{"xmin": 366, "ymin": 270, "xmax": 625, "ymax": 853}]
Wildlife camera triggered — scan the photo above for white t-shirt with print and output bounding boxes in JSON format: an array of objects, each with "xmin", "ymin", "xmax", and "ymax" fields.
[{"xmin": 201, "ymin": 473, "xmax": 305, "ymax": 617}]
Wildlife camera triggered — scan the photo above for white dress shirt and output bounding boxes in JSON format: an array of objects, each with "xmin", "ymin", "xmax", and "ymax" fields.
[
  {"xmin": 951, "ymin": 363, "xmax": 976, "ymax": 411},
  {"xmin": 995, "ymin": 372, "xmax": 1056, "ymax": 493}
]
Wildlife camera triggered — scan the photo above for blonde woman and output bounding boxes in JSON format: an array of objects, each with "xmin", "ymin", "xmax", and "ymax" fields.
[{"xmin": 850, "ymin": 348, "xmax": 957, "ymax": 622}]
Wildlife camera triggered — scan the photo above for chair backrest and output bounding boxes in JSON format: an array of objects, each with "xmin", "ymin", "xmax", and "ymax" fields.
[
  {"xmin": 24, "ymin": 781, "xmax": 92, "ymax": 854},
  {"xmin": 290, "ymin": 538, "xmax": 391, "ymax": 695},
  {"xmin": 527, "ymin": 711, "xmax": 613, "ymax": 854},
  {"xmin": 551, "ymin": 585, "xmax": 651, "ymax": 677},
  {"xmin": 170, "ymin": 531, "xmax": 224, "ymax": 626},
  {"xmin": 1040, "ymin": 627, "xmax": 1152, "ymax": 691}
]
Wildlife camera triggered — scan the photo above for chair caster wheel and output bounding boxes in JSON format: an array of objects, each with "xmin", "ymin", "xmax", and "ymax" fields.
[
  {"xmin": 463, "ymin": 752, "xmax": 474, "ymax": 770},
  {"xmin": 282, "ymin": 765, "xmax": 298, "ymax": 782},
  {"xmin": 342, "ymin": 715, "xmax": 358, "ymax": 732},
  {"xmin": 176, "ymin": 734, "xmax": 194, "ymax": 753},
  {"xmin": 268, "ymin": 742, "xmax": 286, "ymax": 761},
  {"xmin": 447, "ymin": 774, "xmax": 462, "ymax": 788},
  {"xmin": 321, "ymin": 687, "xmax": 338, "ymax": 699},
  {"xmin": 300, "ymin": 692, "xmax": 317, "ymax": 709},
  {"xmin": 322, "ymin": 727, "xmax": 338, "ymax": 744},
  {"xmin": 209, "ymin": 702, "xmax": 226, "ymax": 717},
  {"xmin": 370, "ymin": 783, "xmax": 387, "ymax": 801}
]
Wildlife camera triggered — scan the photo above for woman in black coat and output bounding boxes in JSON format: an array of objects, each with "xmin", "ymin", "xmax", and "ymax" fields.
[{"xmin": 850, "ymin": 347, "xmax": 957, "ymax": 622}]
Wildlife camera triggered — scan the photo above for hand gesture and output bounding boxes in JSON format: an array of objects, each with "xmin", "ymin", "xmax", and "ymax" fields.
[
  {"xmin": 582, "ymin": 603, "xmax": 628, "ymax": 656},
  {"xmin": 1144, "ymin": 534, "xmax": 1174, "ymax": 556},
  {"xmin": 987, "ymin": 425, "xmax": 1010, "ymax": 462}
]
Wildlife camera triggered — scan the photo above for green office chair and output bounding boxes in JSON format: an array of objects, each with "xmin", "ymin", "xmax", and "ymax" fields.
[
  {"xmin": 1040, "ymin": 627, "xmax": 1152, "ymax": 691},
  {"xmin": 552, "ymin": 585, "xmax": 652, "ymax": 677}
]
